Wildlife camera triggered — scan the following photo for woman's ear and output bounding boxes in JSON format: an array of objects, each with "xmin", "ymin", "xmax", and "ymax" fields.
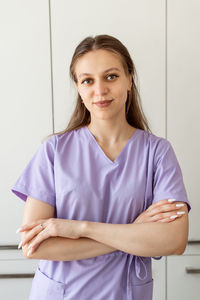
[
  {"xmin": 128, "ymin": 74, "xmax": 132, "ymax": 91},
  {"xmin": 74, "ymin": 81, "xmax": 79, "ymax": 91}
]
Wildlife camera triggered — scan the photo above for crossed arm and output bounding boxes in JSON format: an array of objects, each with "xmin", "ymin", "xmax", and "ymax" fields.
[{"xmin": 20, "ymin": 196, "xmax": 189, "ymax": 260}]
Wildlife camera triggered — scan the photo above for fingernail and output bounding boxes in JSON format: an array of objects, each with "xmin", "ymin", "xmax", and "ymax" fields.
[
  {"xmin": 27, "ymin": 249, "xmax": 32, "ymax": 256},
  {"xmin": 177, "ymin": 211, "xmax": 185, "ymax": 215},
  {"xmin": 168, "ymin": 198, "xmax": 176, "ymax": 202},
  {"xmin": 176, "ymin": 204, "xmax": 184, "ymax": 207},
  {"xmin": 28, "ymin": 243, "xmax": 33, "ymax": 250},
  {"xmin": 16, "ymin": 227, "xmax": 22, "ymax": 233},
  {"xmin": 18, "ymin": 241, "xmax": 23, "ymax": 249},
  {"xmin": 170, "ymin": 215, "xmax": 178, "ymax": 219}
]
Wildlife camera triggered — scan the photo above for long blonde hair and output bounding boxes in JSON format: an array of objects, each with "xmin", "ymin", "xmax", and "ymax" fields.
[{"xmin": 44, "ymin": 34, "xmax": 151, "ymax": 141}]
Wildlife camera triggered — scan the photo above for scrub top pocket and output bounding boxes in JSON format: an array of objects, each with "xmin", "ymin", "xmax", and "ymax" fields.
[
  {"xmin": 29, "ymin": 268, "xmax": 65, "ymax": 300},
  {"xmin": 128, "ymin": 278, "xmax": 154, "ymax": 300}
]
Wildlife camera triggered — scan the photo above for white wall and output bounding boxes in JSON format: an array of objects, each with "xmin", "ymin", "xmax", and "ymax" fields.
[{"xmin": 1, "ymin": 1, "xmax": 199, "ymax": 299}]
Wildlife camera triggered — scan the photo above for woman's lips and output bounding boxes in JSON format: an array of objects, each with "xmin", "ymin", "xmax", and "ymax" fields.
[{"xmin": 94, "ymin": 100, "xmax": 113, "ymax": 107}]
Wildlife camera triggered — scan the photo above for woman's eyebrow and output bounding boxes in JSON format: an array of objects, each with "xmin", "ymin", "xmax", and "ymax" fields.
[{"xmin": 78, "ymin": 67, "xmax": 121, "ymax": 78}]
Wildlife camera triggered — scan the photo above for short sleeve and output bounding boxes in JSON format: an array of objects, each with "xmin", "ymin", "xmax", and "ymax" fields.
[
  {"xmin": 11, "ymin": 135, "xmax": 56, "ymax": 207},
  {"xmin": 151, "ymin": 138, "xmax": 191, "ymax": 261},
  {"xmin": 152, "ymin": 138, "xmax": 191, "ymax": 213}
]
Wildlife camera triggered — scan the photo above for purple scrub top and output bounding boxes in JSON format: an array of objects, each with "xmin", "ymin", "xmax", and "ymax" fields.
[{"xmin": 11, "ymin": 126, "xmax": 191, "ymax": 300}]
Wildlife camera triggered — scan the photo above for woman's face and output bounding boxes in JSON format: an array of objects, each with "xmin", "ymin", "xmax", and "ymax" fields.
[{"xmin": 75, "ymin": 49, "xmax": 132, "ymax": 121}]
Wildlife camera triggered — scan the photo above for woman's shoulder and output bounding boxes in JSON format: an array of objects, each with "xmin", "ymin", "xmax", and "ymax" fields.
[
  {"xmin": 137, "ymin": 128, "xmax": 172, "ymax": 150},
  {"xmin": 45, "ymin": 127, "xmax": 85, "ymax": 150}
]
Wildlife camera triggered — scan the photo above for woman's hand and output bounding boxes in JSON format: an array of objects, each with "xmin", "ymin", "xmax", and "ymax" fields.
[
  {"xmin": 17, "ymin": 218, "xmax": 86, "ymax": 255},
  {"xmin": 133, "ymin": 199, "xmax": 186, "ymax": 224}
]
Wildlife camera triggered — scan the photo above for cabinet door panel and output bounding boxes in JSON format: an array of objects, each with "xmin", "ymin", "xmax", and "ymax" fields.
[
  {"xmin": 168, "ymin": 256, "xmax": 200, "ymax": 300},
  {"xmin": 51, "ymin": 1, "xmax": 166, "ymax": 298},
  {"xmin": 152, "ymin": 257, "xmax": 166, "ymax": 300},
  {"xmin": 51, "ymin": 0, "xmax": 166, "ymax": 137},
  {"xmin": 1, "ymin": 1, "xmax": 53, "ymax": 244},
  {"xmin": 168, "ymin": 0, "xmax": 200, "ymax": 238},
  {"xmin": 0, "ymin": 259, "xmax": 38, "ymax": 300}
]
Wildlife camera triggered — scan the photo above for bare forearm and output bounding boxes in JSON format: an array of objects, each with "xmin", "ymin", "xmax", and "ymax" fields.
[
  {"xmin": 23, "ymin": 236, "xmax": 117, "ymax": 260},
  {"xmin": 83, "ymin": 221, "xmax": 184, "ymax": 257}
]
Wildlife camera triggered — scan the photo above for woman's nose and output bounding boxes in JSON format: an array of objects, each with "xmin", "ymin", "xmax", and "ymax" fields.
[{"xmin": 94, "ymin": 80, "xmax": 108, "ymax": 96}]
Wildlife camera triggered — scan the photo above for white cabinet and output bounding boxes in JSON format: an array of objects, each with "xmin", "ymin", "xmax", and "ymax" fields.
[
  {"xmin": 167, "ymin": 1, "xmax": 200, "ymax": 299},
  {"xmin": 1, "ymin": 0, "xmax": 199, "ymax": 299},
  {"xmin": 1, "ymin": 1, "xmax": 52, "ymax": 298},
  {"xmin": 1, "ymin": 0, "xmax": 53, "ymax": 244},
  {"xmin": 0, "ymin": 260, "xmax": 38, "ymax": 300},
  {"xmin": 167, "ymin": 0, "xmax": 200, "ymax": 238},
  {"xmin": 152, "ymin": 258, "xmax": 166, "ymax": 300},
  {"xmin": 0, "ymin": 277, "xmax": 33, "ymax": 300},
  {"xmin": 167, "ymin": 255, "xmax": 200, "ymax": 300},
  {"xmin": 0, "ymin": 249, "xmax": 38, "ymax": 300}
]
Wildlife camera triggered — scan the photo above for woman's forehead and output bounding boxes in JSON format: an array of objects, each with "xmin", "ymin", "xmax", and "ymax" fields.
[{"xmin": 75, "ymin": 50, "xmax": 124, "ymax": 75}]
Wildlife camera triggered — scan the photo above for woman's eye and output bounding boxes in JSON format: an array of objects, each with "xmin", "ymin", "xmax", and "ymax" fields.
[
  {"xmin": 81, "ymin": 74, "xmax": 119, "ymax": 85},
  {"xmin": 81, "ymin": 79, "xmax": 92, "ymax": 85},
  {"xmin": 107, "ymin": 74, "xmax": 118, "ymax": 80}
]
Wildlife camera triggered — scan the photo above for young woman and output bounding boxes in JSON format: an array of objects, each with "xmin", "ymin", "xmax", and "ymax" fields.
[{"xmin": 12, "ymin": 34, "xmax": 191, "ymax": 300}]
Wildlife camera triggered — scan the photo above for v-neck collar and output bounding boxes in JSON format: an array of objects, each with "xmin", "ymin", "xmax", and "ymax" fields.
[{"xmin": 84, "ymin": 125, "xmax": 139, "ymax": 165}]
